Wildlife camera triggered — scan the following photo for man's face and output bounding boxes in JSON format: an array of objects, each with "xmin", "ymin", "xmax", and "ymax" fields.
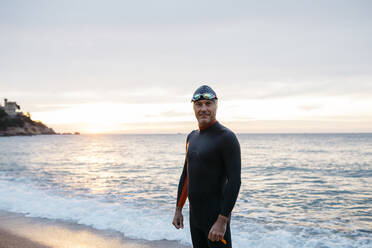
[{"xmin": 193, "ymin": 99, "xmax": 217, "ymax": 128}]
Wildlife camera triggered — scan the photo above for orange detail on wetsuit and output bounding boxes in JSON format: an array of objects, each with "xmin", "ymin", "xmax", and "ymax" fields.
[
  {"xmin": 177, "ymin": 174, "xmax": 188, "ymax": 208},
  {"xmin": 199, "ymin": 119, "xmax": 217, "ymax": 131}
]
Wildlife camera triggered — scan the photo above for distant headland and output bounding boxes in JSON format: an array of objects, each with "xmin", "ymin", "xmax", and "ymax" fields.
[{"xmin": 0, "ymin": 98, "xmax": 78, "ymax": 136}]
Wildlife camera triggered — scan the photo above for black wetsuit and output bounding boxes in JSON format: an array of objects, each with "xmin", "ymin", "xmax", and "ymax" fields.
[{"xmin": 176, "ymin": 121, "xmax": 241, "ymax": 248}]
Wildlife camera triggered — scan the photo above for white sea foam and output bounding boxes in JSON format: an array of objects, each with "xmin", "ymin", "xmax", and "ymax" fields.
[
  {"xmin": 0, "ymin": 179, "xmax": 191, "ymax": 245},
  {"xmin": 0, "ymin": 179, "xmax": 370, "ymax": 248}
]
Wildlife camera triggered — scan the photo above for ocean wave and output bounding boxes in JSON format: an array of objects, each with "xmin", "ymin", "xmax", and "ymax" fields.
[{"xmin": 0, "ymin": 179, "xmax": 370, "ymax": 248}]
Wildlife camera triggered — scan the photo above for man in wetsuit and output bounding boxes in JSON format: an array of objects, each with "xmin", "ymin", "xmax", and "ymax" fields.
[{"xmin": 172, "ymin": 85, "xmax": 241, "ymax": 248}]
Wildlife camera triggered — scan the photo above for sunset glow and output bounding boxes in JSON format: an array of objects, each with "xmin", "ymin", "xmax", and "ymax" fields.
[
  {"xmin": 1, "ymin": 1, "xmax": 371, "ymax": 134},
  {"xmin": 28, "ymin": 95, "xmax": 372, "ymax": 134}
]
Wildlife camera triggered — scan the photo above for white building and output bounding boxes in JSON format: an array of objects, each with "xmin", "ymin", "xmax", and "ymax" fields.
[{"xmin": 3, "ymin": 99, "xmax": 20, "ymax": 116}]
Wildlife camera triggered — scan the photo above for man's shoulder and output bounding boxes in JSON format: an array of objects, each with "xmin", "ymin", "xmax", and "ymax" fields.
[
  {"xmin": 217, "ymin": 122, "xmax": 236, "ymax": 136},
  {"xmin": 216, "ymin": 122, "xmax": 239, "ymax": 143},
  {"xmin": 186, "ymin": 129, "xmax": 198, "ymax": 141}
]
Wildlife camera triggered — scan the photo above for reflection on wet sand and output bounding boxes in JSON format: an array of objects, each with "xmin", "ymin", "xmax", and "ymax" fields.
[{"xmin": 0, "ymin": 211, "xmax": 189, "ymax": 248}]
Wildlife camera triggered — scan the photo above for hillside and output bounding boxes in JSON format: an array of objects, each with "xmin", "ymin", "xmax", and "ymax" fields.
[{"xmin": 0, "ymin": 108, "xmax": 56, "ymax": 136}]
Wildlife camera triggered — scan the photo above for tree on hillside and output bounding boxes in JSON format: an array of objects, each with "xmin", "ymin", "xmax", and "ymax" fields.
[
  {"xmin": 0, "ymin": 108, "xmax": 7, "ymax": 118},
  {"xmin": 0, "ymin": 109, "xmax": 25, "ymax": 131},
  {"xmin": 0, "ymin": 108, "xmax": 9, "ymax": 131}
]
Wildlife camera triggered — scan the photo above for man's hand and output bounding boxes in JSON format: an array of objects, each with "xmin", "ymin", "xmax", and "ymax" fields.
[
  {"xmin": 172, "ymin": 207, "xmax": 184, "ymax": 229},
  {"xmin": 208, "ymin": 215, "xmax": 228, "ymax": 242}
]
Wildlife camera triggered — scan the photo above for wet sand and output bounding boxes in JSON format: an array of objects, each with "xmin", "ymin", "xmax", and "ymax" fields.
[
  {"xmin": 0, "ymin": 211, "xmax": 190, "ymax": 248},
  {"xmin": 0, "ymin": 228, "xmax": 50, "ymax": 248}
]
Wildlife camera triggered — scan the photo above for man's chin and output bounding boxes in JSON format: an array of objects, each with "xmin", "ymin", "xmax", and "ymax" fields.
[{"xmin": 198, "ymin": 119, "xmax": 212, "ymax": 126}]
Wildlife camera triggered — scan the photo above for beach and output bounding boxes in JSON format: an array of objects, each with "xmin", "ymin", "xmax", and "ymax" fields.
[
  {"xmin": 0, "ymin": 228, "xmax": 49, "ymax": 248},
  {"xmin": 0, "ymin": 211, "xmax": 189, "ymax": 248}
]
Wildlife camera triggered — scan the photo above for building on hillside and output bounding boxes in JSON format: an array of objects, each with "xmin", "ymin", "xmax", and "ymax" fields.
[{"xmin": 3, "ymin": 99, "xmax": 20, "ymax": 116}]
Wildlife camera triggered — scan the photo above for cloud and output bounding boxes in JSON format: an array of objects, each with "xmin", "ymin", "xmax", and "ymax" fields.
[
  {"xmin": 1, "ymin": 0, "xmax": 372, "ymax": 133},
  {"xmin": 217, "ymin": 78, "xmax": 372, "ymax": 101},
  {"xmin": 298, "ymin": 105, "xmax": 323, "ymax": 112},
  {"xmin": 145, "ymin": 110, "xmax": 191, "ymax": 118}
]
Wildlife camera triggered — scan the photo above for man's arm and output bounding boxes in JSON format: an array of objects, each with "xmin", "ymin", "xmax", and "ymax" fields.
[
  {"xmin": 172, "ymin": 138, "xmax": 189, "ymax": 229},
  {"xmin": 176, "ymin": 157, "xmax": 188, "ymax": 208},
  {"xmin": 220, "ymin": 131, "xmax": 241, "ymax": 217},
  {"xmin": 209, "ymin": 132, "xmax": 241, "ymax": 241}
]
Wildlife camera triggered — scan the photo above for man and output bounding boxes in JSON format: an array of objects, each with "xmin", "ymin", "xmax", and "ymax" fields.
[{"xmin": 172, "ymin": 85, "xmax": 241, "ymax": 248}]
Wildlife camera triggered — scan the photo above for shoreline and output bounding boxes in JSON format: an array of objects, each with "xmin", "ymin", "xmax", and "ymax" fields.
[{"xmin": 0, "ymin": 210, "xmax": 190, "ymax": 248}]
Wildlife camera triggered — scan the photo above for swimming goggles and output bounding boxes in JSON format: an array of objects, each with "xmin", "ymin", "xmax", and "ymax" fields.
[{"xmin": 192, "ymin": 93, "xmax": 217, "ymax": 102}]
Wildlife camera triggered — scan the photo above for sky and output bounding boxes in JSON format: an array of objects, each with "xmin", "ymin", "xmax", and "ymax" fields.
[{"xmin": 1, "ymin": 0, "xmax": 371, "ymax": 133}]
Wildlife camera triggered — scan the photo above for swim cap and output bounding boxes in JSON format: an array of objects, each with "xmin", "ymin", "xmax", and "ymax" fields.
[{"xmin": 191, "ymin": 85, "xmax": 218, "ymax": 102}]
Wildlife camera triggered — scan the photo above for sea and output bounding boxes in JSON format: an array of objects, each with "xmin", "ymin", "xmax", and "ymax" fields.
[{"xmin": 0, "ymin": 133, "xmax": 371, "ymax": 248}]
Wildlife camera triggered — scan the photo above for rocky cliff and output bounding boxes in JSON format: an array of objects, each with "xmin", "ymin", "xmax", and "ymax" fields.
[{"xmin": 0, "ymin": 108, "xmax": 56, "ymax": 136}]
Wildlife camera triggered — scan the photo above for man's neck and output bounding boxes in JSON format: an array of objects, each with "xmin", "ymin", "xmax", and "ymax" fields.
[{"xmin": 199, "ymin": 119, "xmax": 217, "ymax": 131}]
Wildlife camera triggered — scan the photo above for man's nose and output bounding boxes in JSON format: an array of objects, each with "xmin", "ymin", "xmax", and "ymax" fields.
[{"xmin": 200, "ymin": 104, "xmax": 208, "ymax": 111}]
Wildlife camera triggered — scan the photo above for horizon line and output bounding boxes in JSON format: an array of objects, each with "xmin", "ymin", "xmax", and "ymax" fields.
[{"xmin": 77, "ymin": 132, "xmax": 372, "ymax": 135}]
